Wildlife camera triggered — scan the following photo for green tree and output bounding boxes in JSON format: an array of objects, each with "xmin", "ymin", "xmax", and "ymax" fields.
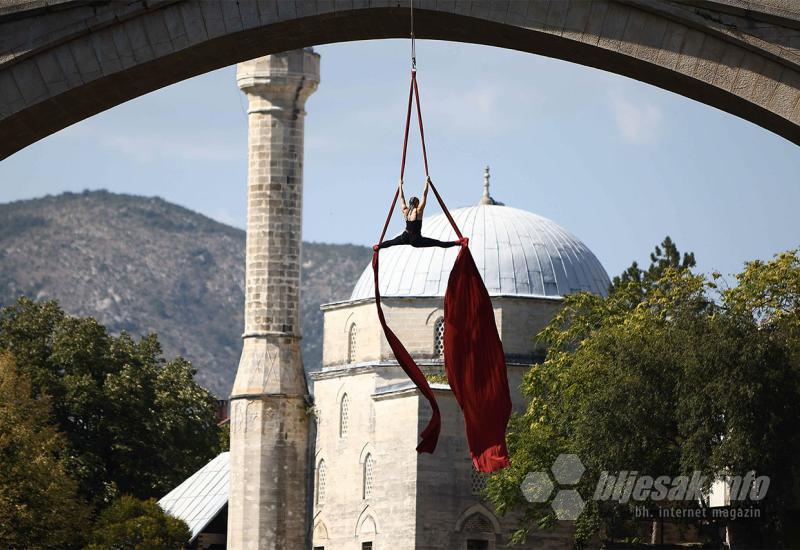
[
  {"xmin": 0, "ymin": 298, "xmax": 223, "ymax": 507},
  {"xmin": 610, "ymin": 235, "xmax": 696, "ymax": 298},
  {"xmin": 488, "ymin": 247, "xmax": 800, "ymax": 548},
  {"xmin": 0, "ymin": 354, "xmax": 90, "ymax": 549},
  {"xmin": 86, "ymin": 495, "xmax": 190, "ymax": 550}
]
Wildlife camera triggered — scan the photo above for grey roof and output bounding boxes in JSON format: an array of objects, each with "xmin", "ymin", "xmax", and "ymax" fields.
[
  {"xmin": 351, "ymin": 204, "xmax": 610, "ymax": 300},
  {"xmin": 158, "ymin": 452, "xmax": 229, "ymax": 542}
]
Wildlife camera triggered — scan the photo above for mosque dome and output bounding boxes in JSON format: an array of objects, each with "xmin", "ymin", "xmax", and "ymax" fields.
[{"xmin": 350, "ymin": 168, "xmax": 610, "ymax": 301}]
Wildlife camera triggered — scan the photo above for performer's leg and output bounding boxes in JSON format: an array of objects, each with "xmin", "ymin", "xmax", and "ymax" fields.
[
  {"xmin": 412, "ymin": 236, "xmax": 460, "ymax": 248},
  {"xmin": 377, "ymin": 232, "xmax": 411, "ymax": 249}
]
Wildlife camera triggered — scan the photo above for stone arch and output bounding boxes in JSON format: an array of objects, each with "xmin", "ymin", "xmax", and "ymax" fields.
[
  {"xmin": 312, "ymin": 518, "xmax": 329, "ymax": 542},
  {"xmin": 334, "ymin": 383, "xmax": 347, "ymax": 405},
  {"xmin": 360, "ymin": 515, "xmax": 377, "ymax": 535},
  {"xmin": 2, "ymin": 1, "xmax": 800, "ymax": 159},
  {"xmin": 425, "ymin": 307, "xmax": 445, "ymax": 325},
  {"xmin": 454, "ymin": 503, "xmax": 501, "ymax": 534},
  {"xmin": 354, "ymin": 506, "xmax": 380, "ymax": 537},
  {"xmin": 358, "ymin": 442, "xmax": 375, "ymax": 465},
  {"xmin": 342, "ymin": 311, "xmax": 356, "ymax": 334}
]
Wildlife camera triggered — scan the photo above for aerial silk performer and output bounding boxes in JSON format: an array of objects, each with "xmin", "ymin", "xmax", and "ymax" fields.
[
  {"xmin": 376, "ymin": 177, "xmax": 463, "ymax": 251},
  {"xmin": 371, "ymin": 65, "xmax": 512, "ymax": 473}
]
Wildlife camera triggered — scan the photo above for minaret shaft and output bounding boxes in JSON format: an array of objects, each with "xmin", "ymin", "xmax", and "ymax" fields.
[{"xmin": 228, "ymin": 49, "xmax": 320, "ymax": 550}]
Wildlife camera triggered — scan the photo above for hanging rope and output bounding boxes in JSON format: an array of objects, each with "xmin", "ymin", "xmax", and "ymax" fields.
[
  {"xmin": 377, "ymin": 71, "xmax": 462, "ymax": 245},
  {"xmin": 410, "ymin": 0, "xmax": 416, "ymax": 70}
]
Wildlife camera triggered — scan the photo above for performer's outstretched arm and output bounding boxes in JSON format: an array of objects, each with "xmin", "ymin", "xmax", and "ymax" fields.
[
  {"xmin": 399, "ymin": 179, "xmax": 408, "ymax": 219},
  {"xmin": 418, "ymin": 176, "xmax": 430, "ymax": 216}
]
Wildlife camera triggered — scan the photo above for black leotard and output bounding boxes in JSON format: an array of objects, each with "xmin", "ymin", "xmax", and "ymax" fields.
[{"xmin": 405, "ymin": 218, "xmax": 423, "ymax": 236}]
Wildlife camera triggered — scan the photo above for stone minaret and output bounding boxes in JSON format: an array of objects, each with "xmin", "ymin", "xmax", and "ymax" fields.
[{"xmin": 229, "ymin": 49, "xmax": 319, "ymax": 549}]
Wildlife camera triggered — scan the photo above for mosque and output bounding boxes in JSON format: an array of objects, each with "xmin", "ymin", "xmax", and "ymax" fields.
[
  {"xmin": 158, "ymin": 49, "xmax": 611, "ymax": 550},
  {"xmin": 308, "ymin": 168, "xmax": 609, "ymax": 550},
  {"xmin": 160, "ymin": 167, "xmax": 611, "ymax": 550}
]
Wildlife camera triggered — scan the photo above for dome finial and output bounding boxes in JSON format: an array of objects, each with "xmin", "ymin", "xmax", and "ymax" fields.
[{"xmin": 479, "ymin": 165, "xmax": 502, "ymax": 205}]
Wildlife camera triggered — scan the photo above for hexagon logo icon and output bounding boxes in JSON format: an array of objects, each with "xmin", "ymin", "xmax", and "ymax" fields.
[
  {"xmin": 551, "ymin": 454, "xmax": 585, "ymax": 485},
  {"xmin": 551, "ymin": 489, "xmax": 586, "ymax": 521},
  {"xmin": 521, "ymin": 471, "xmax": 553, "ymax": 503},
  {"xmin": 519, "ymin": 454, "xmax": 588, "ymax": 521}
]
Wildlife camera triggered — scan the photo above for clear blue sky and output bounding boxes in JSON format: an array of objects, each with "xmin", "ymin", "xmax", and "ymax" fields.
[{"xmin": 1, "ymin": 39, "xmax": 798, "ymax": 281}]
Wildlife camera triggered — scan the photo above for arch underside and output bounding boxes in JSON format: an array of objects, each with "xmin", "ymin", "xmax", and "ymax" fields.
[{"xmin": 1, "ymin": 1, "xmax": 798, "ymax": 159}]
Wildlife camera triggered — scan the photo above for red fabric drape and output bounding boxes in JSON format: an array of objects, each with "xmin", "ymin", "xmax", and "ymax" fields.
[
  {"xmin": 372, "ymin": 70, "xmax": 511, "ymax": 470},
  {"xmin": 444, "ymin": 246, "xmax": 511, "ymax": 472},
  {"xmin": 372, "ymin": 250, "xmax": 440, "ymax": 453}
]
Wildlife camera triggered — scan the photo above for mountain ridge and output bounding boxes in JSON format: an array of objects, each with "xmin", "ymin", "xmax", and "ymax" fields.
[{"xmin": 0, "ymin": 190, "xmax": 372, "ymax": 396}]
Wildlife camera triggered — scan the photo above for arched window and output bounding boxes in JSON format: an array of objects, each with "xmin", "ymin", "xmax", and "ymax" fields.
[
  {"xmin": 313, "ymin": 520, "xmax": 329, "ymax": 547},
  {"xmin": 339, "ymin": 394, "xmax": 350, "ymax": 438},
  {"xmin": 463, "ymin": 513, "xmax": 494, "ymax": 534},
  {"xmin": 363, "ymin": 453, "xmax": 375, "ymax": 499},
  {"xmin": 433, "ymin": 317, "xmax": 445, "ymax": 358},
  {"xmin": 348, "ymin": 323, "xmax": 358, "ymax": 364},
  {"xmin": 316, "ymin": 459, "xmax": 327, "ymax": 505}
]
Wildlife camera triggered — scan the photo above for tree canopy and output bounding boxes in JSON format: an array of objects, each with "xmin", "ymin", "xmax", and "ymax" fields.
[
  {"xmin": 488, "ymin": 243, "xmax": 800, "ymax": 548},
  {"xmin": 86, "ymin": 495, "xmax": 191, "ymax": 550},
  {"xmin": 609, "ymin": 236, "xmax": 696, "ymax": 302},
  {"xmin": 0, "ymin": 297, "xmax": 224, "ymax": 508},
  {"xmin": 0, "ymin": 354, "xmax": 90, "ymax": 548}
]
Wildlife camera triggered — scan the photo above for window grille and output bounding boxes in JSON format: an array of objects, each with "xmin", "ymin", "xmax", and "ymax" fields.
[
  {"xmin": 339, "ymin": 394, "xmax": 350, "ymax": 437},
  {"xmin": 464, "ymin": 514, "xmax": 493, "ymax": 533},
  {"xmin": 363, "ymin": 453, "xmax": 375, "ymax": 499},
  {"xmin": 316, "ymin": 460, "xmax": 326, "ymax": 505},
  {"xmin": 433, "ymin": 317, "xmax": 445, "ymax": 358},
  {"xmin": 348, "ymin": 323, "xmax": 358, "ymax": 363},
  {"xmin": 470, "ymin": 468, "xmax": 488, "ymax": 495}
]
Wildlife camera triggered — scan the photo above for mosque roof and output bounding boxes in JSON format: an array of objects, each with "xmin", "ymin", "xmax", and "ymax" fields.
[{"xmin": 158, "ymin": 452, "xmax": 229, "ymax": 543}]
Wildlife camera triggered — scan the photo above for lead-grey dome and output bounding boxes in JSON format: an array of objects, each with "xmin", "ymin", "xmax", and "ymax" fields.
[{"xmin": 350, "ymin": 203, "xmax": 610, "ymax": 300}]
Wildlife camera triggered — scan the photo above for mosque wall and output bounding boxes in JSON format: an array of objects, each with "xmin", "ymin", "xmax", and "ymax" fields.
[
  {"xmin": 496, "ymin": 297, "xmax": 564, "ymax": 360},
  {"xmin": 506, "ymin": 365, "xmax": 531, "ymax": 414},
  {"xmin": 315, "ymin": 287, "xmax": 582, "ymax": 549},
  {"xmin": 416, "ymin": 391, "xmax": 501, "ymax": 549},
  {"xmin": 415, "ymin": 391, "xmax": 573, "ymax": 549},
  {"xmin": 321, "ymin": 301, "xmax": 383, "ymax": 367},
  {"xmin": 312, "ymin": 369, "xmax": 420, "ymax": 549},
  {"xmin": 323, "ymin": 296, "xmax": 520, "ymax": 367}
]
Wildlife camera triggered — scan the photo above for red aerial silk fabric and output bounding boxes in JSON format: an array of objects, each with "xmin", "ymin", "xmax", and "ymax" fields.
[
  {"xmin": 444, "ymin": 245, "xmax": 512, "ymax": 472},
  {"xmin": 372, "ymin": 250, "xmax": 441, "ymax": 453}
]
